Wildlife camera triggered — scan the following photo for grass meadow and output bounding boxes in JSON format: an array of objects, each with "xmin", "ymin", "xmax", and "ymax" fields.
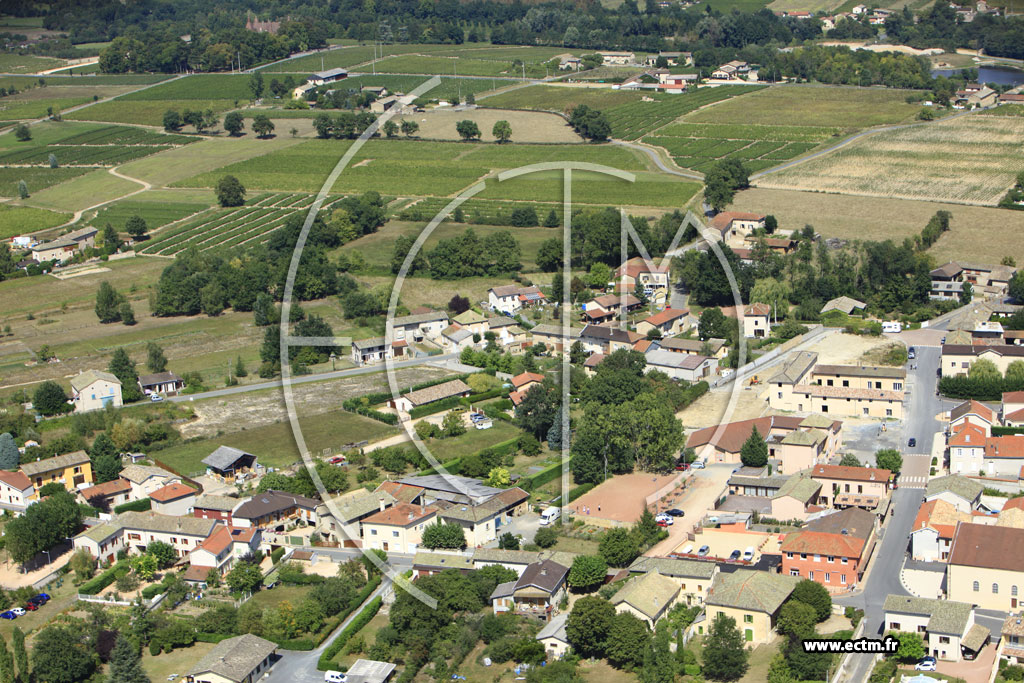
[
  {"xmin": 0, "ymin": 166, "xmax": 95, "ymax": 198},
  {"xmin": 0, "ymin": 205, "xmax": 70, "ymax": 238},
  {"xmin": 22, "ymin": 168, "xmax": 141, "ymax": 212},
  {"xmin": 755, "ymin": 114, "xmax": 1024, "ymax": 205},
  {"xmin": 87, "ymin": 198, "xmax": 208, "ymax": 232}
]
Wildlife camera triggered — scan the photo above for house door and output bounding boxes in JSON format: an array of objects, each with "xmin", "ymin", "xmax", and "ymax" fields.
[
  {"xmin": 1013, "ymin": 598, "xmax": 1018, "ymax": 608},
  {"xmin": 382, "ymin": 542, "xmax": 389, "ymax": 551}
]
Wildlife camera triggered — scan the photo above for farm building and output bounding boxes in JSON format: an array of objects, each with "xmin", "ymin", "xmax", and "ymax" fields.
[
  {"xmin": 30, "ymin": 226, "xmax": 97, "ymax": 263},
  {"xmin": 389, "ymin": 379, "xmax": 472, "ymax": 413},
  {"xmin": 307, "ymin": 68, "xmax": 347, "ymax": 86},
  {"xmin": 202, "ymin": 446, "xmax": 259, "ymax": 481}
]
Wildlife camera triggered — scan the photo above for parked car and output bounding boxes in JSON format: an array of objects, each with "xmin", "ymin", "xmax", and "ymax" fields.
[
  {"xmin": 0, "ymin": 612, "xmax": 17, "ymax": 620},
  {"xmin": 10, "ymin": 608, "xmax": 24, "ymax": 617},
  {"xmin": 691, "ymin": 460, "xmax": 705, "ymax": 469},
  {"xmin": 656, "ymin": 519, "xmax": 670, "ymax": 527},
  {"xmin": 327, "ymin": 456, "xmax": 347, "ymax": 465},
  {"xmin": 32, "ymin": 593, "xmax": 50, "ymax": 603},
  {"xmin": 150, "ymin": 393, "xmax": 163, "ymax": 402},
  {"xmin": 908, "ymin": 347, "xmax": 916, "ymax": 360},
  {"xmin": 666, "ymin": 508, "xmax": 685, "ymax": 517},
  {"xmin": 474, "ymin": 421, "xmax": 492, "ymax": 430},
  {"xmin": 655, "ymin": 515, "xmax": 673, "ymax": 526},
  {"xmin": 697, "ymin": 545, "xmax": 710, "ymax": 557},
  {"xmin": 324, "ymin": 672, "xmax": 347, "ymax": 683},
  {"xmin": 915, "ymin": 658, "xmax": 937, "ymax": 672},
  {"xmin": 908, "ymin": 437, "xmax": 917, "ymax": 448},
  {"xmin": 729, "ymin": 550, "xmax": 741, "ymax": 561},
  {"xmin": 23, "ymin": 603, "xmax": 37, "ymax": 612},
  {"xmin": 675, "ymin": 462, "xmax": 690, "ymax": 471}
]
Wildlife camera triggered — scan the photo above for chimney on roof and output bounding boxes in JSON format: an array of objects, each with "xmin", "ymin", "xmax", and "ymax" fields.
[
  {"xmin": 379, "ymin": 497, "xmax": 386, "ymax": 512},
  {"xmin": 540, "ymin": 567, "xmax": 547, "ymax": 576},
  {"xmin": 408, "ymin": 511, "xmax": 414, "ymax": 521}
]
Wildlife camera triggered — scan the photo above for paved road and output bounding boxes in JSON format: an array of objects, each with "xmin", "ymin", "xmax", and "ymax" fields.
[
  {"xmin": 167, "ymin": 353, "xmax": 460, "ymax": 403},
  {"xmin": 613, "ymin": 140, "xmax": 704, "ymax": 181}
]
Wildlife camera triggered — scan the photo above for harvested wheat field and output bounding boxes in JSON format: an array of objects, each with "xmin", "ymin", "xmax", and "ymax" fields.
[{"xmin": 755, "ymin": 114, "xmax": 1024, "ymax": 205}]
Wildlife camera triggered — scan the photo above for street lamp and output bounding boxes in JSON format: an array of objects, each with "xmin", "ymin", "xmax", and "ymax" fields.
[
  {"xmin": 43, "ymin": 549, "xmax": 51, "ymax": 564},
  {"xmin": 330, "ymin": 353, "xmax": 337, "ymax": 371}
]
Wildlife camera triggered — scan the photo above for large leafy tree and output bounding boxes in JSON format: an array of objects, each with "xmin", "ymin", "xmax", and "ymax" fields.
[
  {"xmin": 702, "ymin": 613, "xmax": 749, "ymax": 682},
  {"xmin": 567, "ymin": 554, "xmax": 607, "ymax": 592},
  {"xmin": 226, "ymin": 561, "xmax": 263, "ymax": 594},
  {"xmin": 605, "ymin": 612, "xmax": 650, "ymax": 670},
  {"xmin": 875, "ymin": 448, "xmax": 903, "ymax": 475},
  {"xmin": 146, "ymin": 342, "xmax": 168, "ymax": 373},
  {"xmin": 109, "ymin": 347, "xmax": 143, "ymax": 402},
  {"xmin": 515, "ymin": 382, "xmax": 559, "ymax": 440},
  {"xmin": 95, "ymin": 281, "xmax": 125, "ymax": 323},
  {"xmin": 90, "ymin": 432, "xmax": 122, "ymax": 483},
  {"xmin": 598, "ymin": 527, "xmax": 640, "ymax": 568},
  {"xmin": 31, "ymin": 625, "xmax": 95, "ymax": 683},
  {"xmin": 421, "ymin": 521, "xmax": 467, "ymax": 550},
  {"xmin": 216, "ymin": 175, "xmax": 246, "ymax": 207},
  {"xmin": 566, "ymin": 596, "xmax": 615, "ymax": 659},
  {"xmin": 33, "ymin": 381, "xmax": 71, "ymax": 416},
  {"xmin": 455, "ymin": 120, "xmax": 481, "ymax": 141},
  {"xmin": 790, "ymin": 579, "xmax": 832, "ymax": 622}
]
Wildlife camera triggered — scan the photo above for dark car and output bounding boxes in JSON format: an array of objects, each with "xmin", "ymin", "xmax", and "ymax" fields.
[
  {"xmin": 0, "ymin": 612, "xmax": 16, "ymax": 620},
  {"xmin": 908, "ymin": 437, "xmax": 917, "ymax": 448},
  {"xmin": 666, "ymin": 509, "xmax": 686, "ymax": 517},
  {"xmin": 23, "ymin": 602, "xmax": 37, "ymax": 612},
  {"xmin": 729, "ymin": 550, "xmax": 741, "ymax": 561}
]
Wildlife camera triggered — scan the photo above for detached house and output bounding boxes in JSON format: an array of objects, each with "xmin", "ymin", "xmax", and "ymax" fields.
[
  {"xmin": 925, "ymin": 475, "xmax": 984, "ymax": 513},
  {"xmin": 138, "ymin": 372, "xmax": 185, "ymax": 397},
  {"xmin": 120, "ymin": 464, "xmax": 180, "ymax": 500},
  {"xmin": 637, "ymin": 308, "xmax": 689, "ymax": 337},
  {"xmin": 627, "ymin": 556, "xmax": 718, "ymax": 605},
  {"xmin": 614, "ymin": 257, "xmax": 669, "ymax": 304},
  {"xmin": 884, "ymin": 595, "xmax": 987, "ymax": 662},
  {"xmin": 709, "ymin": 212, "xmax": 766, "ymax": 243},
  {"xmin": 611, "ymin": 570, "xmax": 682, "ymax": 628},
  {"xmin": 361, "ymin": 502, "xmax": 437, "ymax": 553},
  {"xmin": 742, "ymin": 302, "xmax": 772, "ymax": 338},
  {"xmin": 947, "ymin": 523, "xmax": 1024, "ymax": 611},
  {"xmin": 69, "ymin": 370, "xmax": 122, "ymax": 413},
  {"xmin": 231, "ymin": 490, "xmax": 319, "ymax": 529},
  {"xmin": 579, "ymin": 324, "xmax": 642, "ymax": 355},
  {"xmin": 490, "ymin": 559, "xmax": 569, "ymax": 618},
  {"xmin": 391, "ymin": 310, "xmax": 449, "ymax": 342},
  {"xmin": 22, "ymin": 450, "xmax": 92, "ymax": 494},
  {"xmin": 488, "ymin": 285, "xmax": 546, "ymax": 315},
  {"xmin": 0, "ymin": 471, "xmax": 33, "ymax": 514},
  {"xmin": 389, "ymin": 379, "xmax": 472, "ymax": 414},
  {"xmin": 352, "ymin": 337, "xmax": 398, "ymax": 366},
  {"xmin": 186, "ymin": 525, "xmax": 262, "ymax": 583}
]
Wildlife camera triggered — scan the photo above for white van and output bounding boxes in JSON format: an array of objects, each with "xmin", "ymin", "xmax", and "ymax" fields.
[
  {"xmin": 539, "ymin": 507, "xmax": 561, "ymax": 526},
  {"xmin": 742, "ymin": 546, "xmax": 755, "ymax": 562},
  {"xmin": 882, "ymin": 321, "xmax": 902, "ymax": 333},
  {"xmin": 325, "ymin": 672, "xmax": 347, "ymax": 683}
]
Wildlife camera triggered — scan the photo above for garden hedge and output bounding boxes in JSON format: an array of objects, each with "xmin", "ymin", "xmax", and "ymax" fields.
[
  {"xmin": 114, "ymin": 498, "xmax": 152, "ymax": 514},
  {"xmin": 317, "ymin": 595, "xmax": 383, "ymax": 670},
  {"xmin": 568, "ymin": 483, "xmax": 595, "ymax": 503},
  {"xmin": 79, "ymin": 561, "xmax": 130, "ymax": 595},
  {"xmin": 520, "ymin": 462, "xmax": 562, "ymax": 492}
]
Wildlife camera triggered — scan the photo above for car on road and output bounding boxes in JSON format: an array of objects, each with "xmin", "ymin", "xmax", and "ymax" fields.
[
  {"xmin": 150, "ymin": 393, "xmax": 163, "ymax": 402},
  {"xmin": 697, "ymin": 545, "xmax": 710, "ymax": 556},
  {"xmin": 691, "ymin": 460, "xmax": 705, "ymax": 469},
  {"xmin": 729, "ymin": 550, "xmax": 741, "ymax": 561},
  {"xmin": 0, "ymin": 612, "xmax": 16, "ymax": 620},
  {"xmin": 908, "ymin": 437, "xmax": 917, "ymax": 448},
  {"xmin": 915, "ymin": 658, "xmax": 937, "ymax": 672},
  {"xmin": 324, "ymin": 672, "xmax": 347, "ymax": 683},
  {"xmin": 908, "ymin": 347, "xmax": 916, "ymax": 360},
  {"xmin": 666, "ymin": 508, "xmax": 685, "ymax": 517}
]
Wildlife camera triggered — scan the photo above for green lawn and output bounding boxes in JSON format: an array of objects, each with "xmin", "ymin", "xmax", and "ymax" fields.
[
  {"xmin": 141, "ymin": 642, "xmax": 216, "ymax": 681},
  {"xmin": 329, "ymin": 611, "xmax": 390, "ymax": 668},
  {"xmin": 551, "ymin": 535, "xmax": 600, "ymax": 555},
  {"xmin": 119, "ymin": 74, "xmax": 255, "ymax": 101},
  {"xmin": 427, "ymin": 419, "xmax": 522, "ymax": 462},
  {"xmin": 0, "ymin": 166, "xmax": 97, "ymax": 198},
  {"xmin": 22, "ymin": 167, "xmax": 140, "ymax": 212},
  {"xmin": 0, "ymin": 204, "xmax": 71, "ymax": 238},
  {"xmin": 151, "ymin": 409, "xmax": 400, "ymax": 475},
  {"xmin": 249, "ymin": 583, "xmax": 314, "ymax": 608},
  {"xmin": 682, "ymin": 85, "xmax": 922, "ymax": 129}
]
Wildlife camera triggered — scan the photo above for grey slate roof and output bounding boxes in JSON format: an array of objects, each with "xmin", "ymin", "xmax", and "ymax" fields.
[
  {"xmin": 203, "ymin": 446, "xmax": 256, "ymax": 470},
  {"xmin": 187, "ymin": 634, "xmax": 277, "ymax": 682},
  {"xmin": 926, "ymin": 475, "xmax": 984, "ymax": 503},
  {"xmin": 883, "ymin": 594, "xmax": 973, "ymax": 636},
  {"xmin": 120, "ymin": 463, "xmax": 176, "ymax": 485},
  {"xmin": 768, "ymin": 351, "xmax": 818, "ymax": 384},
  {"xmin": 69, "ymin": 370, "xmax": 120, "ymax": 392},
  {"xmin": 392, "ymin": 311, "xmax": 448, "ymax": 327},
  {"xmin": 706, "ymin": 569, "xmax": 798, "ymax": 614},
  {"xmin": 21, "ymin": 450, "xmax": 90, "ymax": 477},
  {"xmin": 628, "ymin": 556, "xmax": 717, "ymax": 579},
  {"xmin": 194, "ymin": 494, "xmax": 240, "ymax": 512}
]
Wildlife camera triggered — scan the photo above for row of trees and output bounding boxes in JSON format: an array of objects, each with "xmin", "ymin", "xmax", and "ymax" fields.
[{"xmin": 392, "ymin": 227, "xmax": 523, "ymax": 279}]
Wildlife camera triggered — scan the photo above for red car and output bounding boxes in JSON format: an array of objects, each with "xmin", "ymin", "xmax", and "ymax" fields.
[
  {"xmin": 675, "ymin": 462, "xmax": 690, "ymax": 471},
  {"xmin": 23, "ymin": 603, "xmax": 37, "ymax": 612},
  {"xmin": 656, "ymin": 520, "xmax": 670, "ymax": 527},
  {"xmin": 327, "ymin": 456, "xmax": 347, "ymax": 465}
]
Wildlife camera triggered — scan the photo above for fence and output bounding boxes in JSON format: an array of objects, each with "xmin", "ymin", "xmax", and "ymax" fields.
[
  {"xmin": 712, "ymin": 324, "xmax": 829, "ymax": 388},
  {"xmin": 77, "ymin": 593, "xmax": 134, "ymax": 606},
  {"xmin": 830, "ymin": 617, "xmax": 867, "ymax": 683}
]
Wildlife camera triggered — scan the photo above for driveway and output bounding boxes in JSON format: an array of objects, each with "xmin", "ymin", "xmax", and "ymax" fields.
[
  {"xmin": 646, "ymin": 462, "xmax": 733, "ymax": 556},
  {"xmin": 934, "ymin": 642, "xmax": 996, "ymax": 681}
]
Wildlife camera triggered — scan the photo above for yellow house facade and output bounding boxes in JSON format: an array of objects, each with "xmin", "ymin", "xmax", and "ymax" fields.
[
  {"xmin": 21, "ymin": 450, "xmax": 93, "ymax": 496},
  {"xmin": 703, "ymin": 569, "xmax": 799, "ymax": 645},
  {"xmin": 947, "ymin": 523, "xmax": 1024, "ymax": 611}
]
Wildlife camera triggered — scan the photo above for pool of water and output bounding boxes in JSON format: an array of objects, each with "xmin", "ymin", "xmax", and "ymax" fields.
[{"xmin": 931, "ymin": 65, "xmax": 1024, "ymax": 87}]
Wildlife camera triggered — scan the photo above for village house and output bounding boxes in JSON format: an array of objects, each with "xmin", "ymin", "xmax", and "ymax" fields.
[
  {"xmin": 528, "ymin": 324, "xmax": 581, "ymax": 355},
  {"xmin": 508, "ymin": 372, "xmax": 544, "ymax": 405},
  {"xmin": 245, "ymin": 15, "xmax": 281, "ymax": 33},
  {"xmin": 391, "ymin": 310, "xmax": 449, "ymax": 342},
  {"xmin": 316, "ymin": 488, "xmax": 397, "ymax": 547},
  {"xmin": 21, "ymin": 450, "xmax": 92, "ymax": 495},
  {"xmin": 491, "ymin": 559, "xmax": 569, "ymax": 618},
  {"xmin": 193, "ymin": 494, "xmax": 241, "ymax": 523},
  {"xmin": 767, "ymin": 351, "xmax": 819, "ymax": 411},
  {"xmin": 149, "ymin": 482, "xmax": 197, "ymax": 516},
  {"xmin": 388, "ymin": 378, "xmax": 472, "ymax": 414},
  {"xmin": 536, "ymin": 613, "xmax": 571, "ymax": 659},
  {"xmin": 0, "ymin": 470, "xmax": 33, "ymax": 514},
  {"xmin": 627, "ymin": 557, "xmax": 718, "ymax": 605},
  {"xmin": 583, "ymin": 293, "xmax": 643, "ymax": 325},
  {"xmin": 948, "ymin": 422, "xmax": 987, "ymax": 474},
  {"xmin": 983, "ymin": 435, "xmax": 1024, "ymax": 477},
  {"xmin": 614, "ymin": 257, "xmax": 670, "ymax": 304},
  {"xmin": 69, "ymin": 370, "xmax": 122, "ymax": 413},
  {"xmin": 73, "ymin": 511, "xmax": 220, "ymax": 563},
  {"xmin": 788, "ymin": 384, "xmax": 903, "ymax": 419},
  {"xmin": 412, "ymin": 550, "xmax": 474, "ymax": 578},
  {"xmin": 1004, "ymin": 391, "xmax": 1024, "ymax": 421},
  {"xmin": 781, "ymin": 508, "xmax": 876, "ymax": 592},
  {"xmin": 909, "ymin": 498, "xmax": 986, "ymax": 562},
  {"xmin": 947, "ymin": 522, "xmax": 1024, "ymax": 611},
  {"xmin": 186, "ymin": 525, "xmax": 262, "ymax": 582},
  {"xmin": 883, "ymin": 595, "xmax": 987, "ymax": 662},
  {"xmin": 711, "ymin": 60, "xmax": 750, "ymax": 81},
  {"xmin": 644, "ymin": 349, "xmax": 717, "ymax": 382},
  {"xmin": 703, "ymin": 570, "xmax": 799, "ymax": 645},
  {"xmin": 742, "ymin": 302, "xmax": 772, "ymax": 338},
  {"xmin": 950, "ymin": 399, "xmax": 997, "ymax": 433},
  {"xmin": 686, "ymin": 415, "xmax": 842, "ymax": 471},
  {"xmin": 611, "ymin": 570, "xmax": 682, "ymax": 628},
  {"xmin": 79, "ymin": 478, "xmax": 132, "ymax": 511},
  {"xmin": 709, "ymin": 212, "xmax": 766, "ymax": 243},
  {"xmin": 1002, "ymin": 612, "xmax": 1024, "ymax": 664},
  {"xmin": 582, "ymin": 353, "xmax": 605, "ymax": 376},
  {"xmin": 470, "ymin": 547, "xmax": 579, "ymax": 576},
  {"xmin": 487, "ymin": 285, "xmax": 546, "ymax": 315},
  {"xmin": 120, "ymin": 463, "xmax": 180, "ymax": 500},
  {"xmin": 810, "ymin": 464, "xmax": 891, "ymax": 509},
  {"xmin": 598, "ymin": 51, "xmax": 635, "ymax": 65},
  {"xmin": 637, "ymin": 308, "xmax": 690, "ymax": 337},
  {"xmin": 185, "ymin": 633, "xmax": 277, "ymax": 683},
  {"xmin": 557, "ymin": 55, "xmax": 581, "ymax": 70},
  {"xmin": 925, "ymin": 475, "xmax": 985, "ymax": 513},
  {"xmin": 231, "ymin": 490, "xmax": 319, "ymax": 529},
  {"xmin": 942, "ymin": 344, "xmax": 1024, "ymax": 377},
  {"xmin": 352, "ymin": 337, "xmax": 399, "ymax": 366},
  {"xmin": 658, "ymin": 336, "xmax": 728, "ymax": 359},
  {"xmin": 579, "ymin": 323, "xmax": 642, "ymax": 355},
  {"xmin": 436, "ymin": 487, "xmax": 531, "ymax": 547},
  {"xmin": 30, "ymin": 226, "xmax": 97, "ymax": 263},
  {"xmin": 138, "ymin": 371, "xmax": 185, "ymax": 397},
  {"xmin": 440, "ymin": 325, "xmax": 475, "ymax": 352},
  {"xmin": 361, "ymin": 502, "xmax": 437, "ymax": 554}
]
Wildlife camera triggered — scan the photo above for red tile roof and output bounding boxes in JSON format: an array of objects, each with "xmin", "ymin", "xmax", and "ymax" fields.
[
  {"xmin": 1004, "ymin": 391, "xmax": 1024, "ymax": 404},
  {"xmin": 986, "ymin": 435, "xmax": 1024, "ymax": 459},
  {"xmin": 744, "ymin": 302, "xmax": 771, "ymax": 317},
  {"xmin": 197, "ymin": 525, "xmax": 231, "ymax": 555},
  {"xmin": 643, "ymin": 308, "xmax": 689, "ymax": 327},
  {"xmin": 511, "ymin": 372, "xmax": 545, "ymax": 390},
  {"xmin": 949, "ymin": 522, "xmax": 1024, "ymax": 571},
  {"xmin": 363, "ymin": 503, "xmax": 436, "ymax": 527},
  {"xmin": 780, "ymin": 529, "xmax": 866, "ymax": 558},
  {"xmin": 584, "ymin": 353, "xmax": 606, "ymax": 368},
  {"xmin": 811, "ymin": 464, "xmax": 891, "ymax": 483},
  {"xmin": 615, "ymin": 257, "xmax": 668, "ymax": 280},
  {"xmin": 183, "ymin": 564, "xmax": 214, "ymax": 581},
  {"xmin": 150, "ymin": 482, "xmax": 196, "ymax": 503},
  {"xmin": 951, "ymin": 399, "xmax": 996, "ymax": 424},
  {"xmin": 709, "ymin": 211, "xmax": 765, "ymax": 230},
  {"xmin": 911, "ymin": 499, "xmax": 961, "ymax": 539},
  {"xmin": 80, "ymin": 478, "xmax": 131, "ymax": 499},
  {"xmin": 0, "ymin": 470, "xmax": 32, "ymax": 491},
  {"xmin": 632, "ymin": 340, "xmax": 653, "ymax": 353},
  {"xmin": 949, "ymin": 422, "xmax": 987, "ymax": 448},
  {"xmin": 686, "ymin": 415, "xmax": 805, "ymax": 453},
  {"xmin": 1003, "ymin": 496, "xmax": 1024, "ymax": 512},
  {"xmin": 509, "ymin": 390, "xmax": 525, "ymax": 406}
]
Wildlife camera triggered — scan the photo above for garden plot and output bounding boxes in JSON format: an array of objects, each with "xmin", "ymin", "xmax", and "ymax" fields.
[{"xmin": 755, "ymin": 115, "xmax": 1024, "ymax": 206}]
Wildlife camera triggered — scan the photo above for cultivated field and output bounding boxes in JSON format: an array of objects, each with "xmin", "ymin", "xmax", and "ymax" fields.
[
  {"xmin": 402, "ymin": 108, "xmax": 582, "ymax": 143},
  {"xmin": 682, "ymin": 85, "xmax": 921, "ymax": 128},
  {"xmin": 0, "ymin": 205, "xmax": 70, "ymax": 238},
  {"xmin": 0, "ymin": 124, "xmax": 193, "ymax": 166},
  {"xmin": 87, "ymin": 197, "xmax": 208, "ymax": 233},
  {"xmin": 730, "ymin": 187, "xmax": 1024, "ymax": 264},
  {"xmin": 21, "ymin": 168, "xmax": 141, "ymax": 212},
  {"xmin": 767, "ymin": 0, "xmax": 846, "ymax": 11},
  {"xmin": 0, "ymin": 53, "xmax": 63, "ymax": 74},
  {"xmin": 482, "ymin": 84, "xmax": 641, "ymax": 113},
  {"xmin": 0, "ymin": 166, "xmax": 95, "ymax": 197},
  {"xmin": 66, "ymin": 98, "xmax": 238, "ymax": 126},
  {"xmin": 754, "ymin": 114, "xmax": 1024, "ymax": 205}
]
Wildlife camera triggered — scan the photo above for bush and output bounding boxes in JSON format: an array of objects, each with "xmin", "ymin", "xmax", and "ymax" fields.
[
  {"xmin": 79, "ymin": 561, "xmax": 130, "ymax": 595},
  {"xmin": 141, "ymin": 584, "xmax": 163, "ymax": 600},
  {"xmin": 568, "ymin": 483, "xmax": 594, "ymax": 502},
  {"xmin": 271, "ymin": 547, "xmax": 285, "ymax": 565},
  {"xmin": 317, "ymin": 595, "xmax": 383, "ymax": 670},
  {"xmin": 534, "ymin": 526, "xmax": 558, "ymax": 549},
  {"xmin": 114, "ymin": 498, "xmax": 151, "ymax": 514}
]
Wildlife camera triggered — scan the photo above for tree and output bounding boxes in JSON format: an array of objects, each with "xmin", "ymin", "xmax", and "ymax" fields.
[
  {"xmin": 120, "ymin": 301, "xmax": 136, "ymax": 326},
  {"xmin": 441, "ymin": 411, "xmax": 466, "ymax": 438},
  {"xmin": 249, "ymin": 71, "xmax": 264, "ymax": 100},
  {"xmin": 969, "ymin": 357, "xmax": 1001, "ymax": 381},
  {"xmin": 498, "ymin": 532, "xmax": 520, "ymax": 550},
  {"xmin": 1010, "ymin": 271, "xmax": 1024, "ymax": 303},
  {"xmin": 605, "ymin": 612, "xmax": 650, "ymax": 670},
  {"xmin": 456, "ymin": 120, "xmax": 481, "ymax": 141},
  {"xmin": 537, "ymin": 237, "xmax": 561, "ymax": 272},
  {"xmin": 791, "ymin": 579, "xmax": 832, "ymax": 622},
  {"xmin": 839, "ymin": 453, "xmax": 862, "ymax": 467},
  {"xmin": 448, "ymin": 295, "xmax": 470, "ymax": 314},
  {"xmin": 544, "ymin": 209, "xmax": 559, "ymax": 228},
  {"xmin": 566, "ymin": 596, "xmax": 615, "ymax": 658},
  {"xmin": 699, "ymin": 307, "xmax": 731, "ymax": 340},
  {"xmin": 704, "ymin": 159, "xmax": 750, "ymax": 212},
  {"xmin": 33, "ymin": 381, "xmax": 70, "ymax": 416},
  {"xmin": 599, "ymin": 527, "xmax": 640, "ymax": 567},
  {"xmin": 125, "ymin": 215, "xmax": 148, "ymax": 241},
  {"xmin": 400, "ymin": 119, "xmax": 419, "ymax": 137},
  {"xmin": 69, "ymin": 548, "xmax": 96, "ymax": 582},
  {"xmin": 14, "ymin": 124, "xmax": 30, "ymax": 141},
  {"xmin": 11, "ymin": 628, "xmax": 27, "ymax": 683},
  {"xmin": 95, "ymin": 281, "xmax": 125, "ymax": 323},
  {"xmin": 91, "ymin": 432, "xmax": 122, "ymax": 483},
  {"xmin": 129, "ymin": 553, "xmax": 157, "ymax": 580},
  {"xmin": 890, "ymin": 630, "xmax": 926, "ymax": 663},
  {"xmin": 421, "ymin": 521, "xmax": 467, "ymax": 549},
  {"xmin": 382, "ymin": 120, "xmax": 398, "ymax": 138},
  {"xmin": 17, "ymin": 180, "xmax": 28, "ymax": 199},
  {"xmin": 740, "ymin": 426, "xmax": 768, "ymax": 468},
  {"xmin": 252, "ymin": 114, "xmax": 275, "ymax": 138},
  {"xmin": 875, "ymin": 448, "xmax": 903, "ymax": 474},
  {"xmin": 223, "ymin": 111, "xmax": 245, "ymax": 136},
  {"xmin": 534, "ymin": 526, "xmax": 558, "ymax": 548},
  {"xmin": 567, "ymin": 554, "xmax": 607, "ymax": 592},
  {"xmin": 487, "ymin": 467, "xmax": 511, "ymax": 487},
  {"xmin": 960, "ymin": 281, "xmax": 973, "ymax": 305},
  {"xmin": 147, "ymin": 541, "xmax": 177, "ymax": 568},
  {"xmin": 107, "ymin": 632, "xmax": 150, "ymax": 683},
  {"xmin": 492, "ymin": 120, "xmax": 512, "ymax": 143},
  {"xmin": 702, "ymin": 613, "xmax": 749, "ymax": 682},
  {"xmin": 776, "ymin": 599, "xmax": 817, "ymax": 639},
  {"xmin": 163, "ymin": 110, "xmax": 182, "ymax": 133},
  {"xmin": 764, "ymin": 215, "xmax": 778, "ymax": 234},
  {"xmin": 216, "ymin": 175, "xmax": 246, "ymax": 207},
  {"xmin": 109, "ymin": 347, "xmax": 143, "ymax": 402},
  {"xmin": 226, "ymin": 561, "xmax": 263, "ymax": 594},
  {"xmin": 102, "ymin": 223, "xmax": 120, "ymax": 253},
  {"xmin": 253, "ymin": 293, "xmax": 275, "ymax": 326},
  {"xmin": 0, "ymin": 433, "xmax": 18, "ymax": 470},
  {"xmin": 146, "ymin": 342, "xmax": 168, "ymax": 373},
  {"xmin": 31, "ymin": 625, "xmax": 95, "ymax": 683}
]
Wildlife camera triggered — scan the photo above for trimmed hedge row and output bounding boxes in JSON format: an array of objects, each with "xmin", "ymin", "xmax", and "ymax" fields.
[
  {"xmin": 343, "ymin": 372, "xmax": 481, "ymax": 425},
  {"xmin": 317, "ymin": 595, "xmax": 384, "ymax": 670},
  {"xmin": 939, "ymin": 375, "xmax": 1024, "ymax": 402},
  {"xmin": 993, "ymin": 426, "xmax": 1024, "ymax": 436},
  {"xmin": 408, "ymin": 387, "xmax": 507, "ymax": 420},
  {"xmin": 568, "ymin": 483, "xmax": 595, "ymax": 502},
  {"xmin": 196, "ymin": 632, "xmax": 236, "ymax": 644},
  {"xmin": 80, "ymin": 561, "xmax": 130, "ymax": 595},
  {"xmin": 114, "ymin": 498, "xmax": 152, "ymax": 514},
  {"xmin": 520, "ymin": 462, "xmax": 562, "ymax": 492}
]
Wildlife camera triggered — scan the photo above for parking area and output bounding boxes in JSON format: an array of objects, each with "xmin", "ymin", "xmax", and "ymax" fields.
[{"xmin": 647, "ymin": 462, "xmax": 734, "ymax": 556}]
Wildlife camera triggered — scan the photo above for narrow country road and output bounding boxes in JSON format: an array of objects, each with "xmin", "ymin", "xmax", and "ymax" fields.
[{"xmin": 613, "ymin": 139, "xmax": 704, "ymax": 181}]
